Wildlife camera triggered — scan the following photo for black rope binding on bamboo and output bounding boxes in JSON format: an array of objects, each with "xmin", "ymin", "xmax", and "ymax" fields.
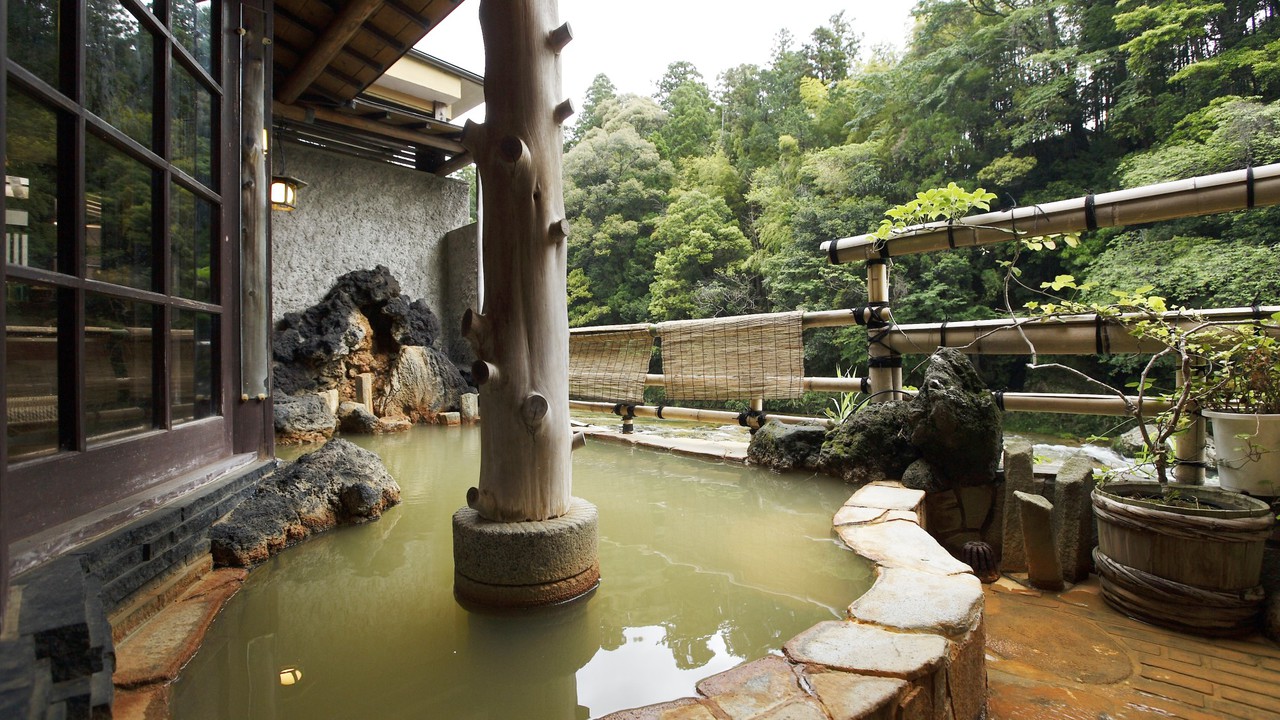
[
  {"xmin": 861, "ymin": 377, "xmax": 871, "ymax": 394},
  {"xmin": 865, "ymin": 302, "xmax": 891, "ymax": 329},
  {"xmin": 1094, "ymin": 313, "xmax": 1111, "ymax": 356},
  {"xmin": 939, "ymin": 319, "xmax": 948, "ymax": 348},
  {"xmin": 1084, "ymin": 193, "xmax": 1098, "ymax": 231},
  {"xmin": 655, "ymin": 405, "xmax": 665, "ymax": 419},
  {"xmin": 993, "ymin": 390, "xmax": 1006, "ymax": 411},
  {"xmin": 1246, "ymin": 165, "xmax": 1255, "ymax": 209},
  {"xmin": 867, "ymin": 354, "xmax": 904, "ymax": 369},
  {"xmin": 946, "ymin": 221, "xmax": 956, "ymax": 249},
  {"xmin": 852, "ymin": 303, "xmax": 891, "ymax": 328},
  {"xmin": 827, "ymin": 240, "xmax": 840, "ymax": 264}
]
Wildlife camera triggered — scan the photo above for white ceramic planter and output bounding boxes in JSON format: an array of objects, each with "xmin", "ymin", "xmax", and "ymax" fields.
[{"xmin": 1203, "ymin": 411, "xmax": 1280, "ymax": 497}]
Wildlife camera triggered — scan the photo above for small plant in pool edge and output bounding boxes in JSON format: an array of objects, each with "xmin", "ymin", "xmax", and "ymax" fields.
[{"xmin": 823, "ymin": 365, "xmax": 864, "ymax": 424}]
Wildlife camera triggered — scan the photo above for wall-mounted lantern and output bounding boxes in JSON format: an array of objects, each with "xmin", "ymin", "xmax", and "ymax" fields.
[{"xmin": 270, "ymin": 176, "xmax": 307, "ymax": 212}]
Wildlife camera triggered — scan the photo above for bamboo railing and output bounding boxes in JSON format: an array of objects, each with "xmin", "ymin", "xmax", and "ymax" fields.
[{"xmin": 568, "ymin": 165, "xmax": 1280, "ymax": 483}]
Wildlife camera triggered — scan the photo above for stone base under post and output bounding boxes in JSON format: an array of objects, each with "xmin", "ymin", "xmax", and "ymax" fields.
[{"xmin": 452, "ymin": 497, "xmax": 600, "ymax": 608}]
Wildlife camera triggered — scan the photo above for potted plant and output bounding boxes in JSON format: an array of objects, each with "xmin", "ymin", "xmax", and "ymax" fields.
[
  {"xmin": 1030, "ymin": 288, "xmax": 1277, "ymax": 636},
  {"xmin": 1194, "ymin": 324, "xmax": 1280, "ymax": 496}
]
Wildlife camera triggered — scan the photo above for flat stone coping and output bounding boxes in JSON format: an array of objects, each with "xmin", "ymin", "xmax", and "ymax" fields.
[
  {"xmin": 599, "ymin": 480, "xmax": 986, "ymax": 720},
  {"xmin": 578, "ymin": 425, "xmax": 750, "ymax": 463}
]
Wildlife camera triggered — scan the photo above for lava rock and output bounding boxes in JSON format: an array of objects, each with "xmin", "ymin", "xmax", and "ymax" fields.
[
  {"xmin": 748, "ymin": 420, "xmax": 827, "ymax": 472},
  {"xmin": 337, "ymin": 401, "xmax": 379, "ymax": 434},
  {"xmin": 382, "ymin": 296, "xmax": 441, "ymax": 348},
  {"xmin": 905, "ymin": 347, "xmax": 1003, "ymax": 490},
  {"xmin": 273, "ymin": 391, "xmax": 337, "ymax": 445},
  {"xmin": 210, "ymin": 439, "xmax": 400, "ymax": 567},
  {"xmin": 818, "ymin": 401, "xmax": 915, "ymax": 484},
  {"xmin": 818, "ymin": 348, "xmax": 1002, "ymax": 490}
]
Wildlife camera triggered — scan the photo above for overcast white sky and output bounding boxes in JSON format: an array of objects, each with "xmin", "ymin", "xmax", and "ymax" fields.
[{"xmin": 417, "ymin": 1, "xmax": 919, "ymax": 123}]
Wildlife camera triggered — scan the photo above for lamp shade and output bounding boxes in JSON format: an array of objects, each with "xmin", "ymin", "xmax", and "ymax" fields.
[{"xmin": 270, "ymin": 176, "xmax": 307, "ymax": 211}]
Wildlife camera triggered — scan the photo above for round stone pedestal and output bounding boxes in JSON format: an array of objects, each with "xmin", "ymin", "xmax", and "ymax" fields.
[{"xmin": 452, "ymin": 497, "xmax": 599, "ymax": 608}]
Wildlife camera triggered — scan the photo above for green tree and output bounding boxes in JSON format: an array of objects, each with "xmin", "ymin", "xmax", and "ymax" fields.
[
  {"xmin": 565, "ymin": 73, "xmax": 617, "ymax": 150},
  {"xmin": 563, "ymin": 123, "xmax": 674, "ymax": 325},
  {"xmin": 648, "ymin": 190, "xmax": 753, "ymax": 320}
]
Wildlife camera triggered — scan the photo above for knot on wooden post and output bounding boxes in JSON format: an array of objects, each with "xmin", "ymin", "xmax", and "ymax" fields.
[
  {"xmin": 550, "ymin": 218, "xmax": 570, "ymax": 243},
  {"xmin": 499, "ymin": 135, "xmax": 528, "ymax": 164},
  {"xmin": 554, "ymin": 99, "xmax": 575, "ymax": 125},
  {"xmin": 472, "ymin": 360, "xmax": 499, "ymax": 386},
  {"xmin": 522, "ymin": 392, "xmax": 549, "ymax": 427},
  {"xmin": 548, "ymin": 22, "xmax": 573, "ymax": 54}
]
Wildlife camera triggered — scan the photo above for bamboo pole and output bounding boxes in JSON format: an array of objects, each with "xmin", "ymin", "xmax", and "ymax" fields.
[
  {"xmin": 882, "ymin": 307, "xmax": 1280, "ymax": 356},
  {"xmin": 572, "ymin": 305, "xmax": 1275, "ymax": 340},
  {"xmin": 570, "ymin": 392, "xmax": 1170, "ymax": 425},
  {"xmin": 569, "ymin": 401, "xmax": 828, "ymax": 428},
  {"xmin": 866, "ymin": 260, "xmax": 896, "ymax": 402},
  {"xmin": 1174, "ymin": 365, "xmax": 1206, "ymax": 486},
  {"xmin": 822, "ymin": 164, "xmax": 1280, "ymax": 264},
  {"xmin": 640, "ymin": 374, "xmax": 869, "ymax": 393}
]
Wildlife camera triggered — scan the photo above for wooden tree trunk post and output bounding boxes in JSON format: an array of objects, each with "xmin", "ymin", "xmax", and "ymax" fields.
[{"xmin": 451, "ymin": 0, "xmax": 599, "ymax": 608}]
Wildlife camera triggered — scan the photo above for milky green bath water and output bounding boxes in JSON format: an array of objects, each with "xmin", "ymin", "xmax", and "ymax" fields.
[{"xmin": 171, "ymin": 425, "xmax": 872, "ymax": 719}]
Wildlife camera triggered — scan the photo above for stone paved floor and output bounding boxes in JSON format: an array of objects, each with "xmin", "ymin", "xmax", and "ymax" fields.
[{"xmin": 986, "ymin": 575, "xmax": 1280, "ymax": 720}]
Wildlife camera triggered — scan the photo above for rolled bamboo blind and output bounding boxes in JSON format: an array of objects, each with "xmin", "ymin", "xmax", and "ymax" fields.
[{"xmin": 656, "ymin": 312, "xmax": 805, "ymax": 401}]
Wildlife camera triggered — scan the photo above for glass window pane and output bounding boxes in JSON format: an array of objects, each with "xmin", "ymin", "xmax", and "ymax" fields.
[
  {"xmin": 172, "ymin": 65, "xmax": 214, "ymax": 187},
  {"xmin": 7, "ymin": 0, "xmax": 60, "ymax": 88},
  {"xmin": 5, "ymin": 87, "xmax": 60, "ymax": 272},
  {"xmin": 86, "ymin": 134, "xmax": 154, "ymax": 291},
  {"xmin": 172, "ymin": 0, "xmax": 214, "ymax": 74},
  {"xmin": 170, "ymin": 183, "xmax": 214, "ymax": 302},
  {"xmin": 85, "ymin": 294, "xmax": 154, "ymax": 443},
  {"xmin": 5, "ymin": 282, "xmax": 60, "ymax": 462},
  {"xmin": 171, "ymin": 309, "xmax": 216, "ymax": 424},
  {"xmin": 86, "ymin": 0, "xmax": 155, "ymax": 148}
]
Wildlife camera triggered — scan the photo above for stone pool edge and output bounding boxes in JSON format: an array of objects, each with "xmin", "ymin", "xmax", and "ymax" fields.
[{"xmin": 588, "ymin": 432, "xmax": 986, "ymax": 720}]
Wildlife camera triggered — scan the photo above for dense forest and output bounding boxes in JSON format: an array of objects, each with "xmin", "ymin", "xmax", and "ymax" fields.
[{"xmin": 558, "ymin": 0, "xmax": 1280, "ymax": 421}]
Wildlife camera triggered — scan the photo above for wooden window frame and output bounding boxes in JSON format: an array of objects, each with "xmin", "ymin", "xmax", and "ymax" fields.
[{"xmin": 2, "ymin": 0, "xmax": 259, "ymax": 543}]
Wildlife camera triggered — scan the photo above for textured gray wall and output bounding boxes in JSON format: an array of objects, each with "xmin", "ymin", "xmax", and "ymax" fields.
[
  {"xmin": 271, "ymin": 142, "xmax": 471, "ymax": 350},
  {"xmin": 441, "ymin": 222, "xmax": 479, "ymax": 366}
]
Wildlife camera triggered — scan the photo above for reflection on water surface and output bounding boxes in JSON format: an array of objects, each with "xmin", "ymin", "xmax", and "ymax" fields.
[{"xmin": 172, "ymin": 425, "xmax": 872, "ymax": 719}]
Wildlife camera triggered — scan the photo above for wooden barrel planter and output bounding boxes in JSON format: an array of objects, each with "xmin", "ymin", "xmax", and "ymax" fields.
[{"xmin": 1092, "ymin": 482, "xmax": 1274, "ymax": 636}]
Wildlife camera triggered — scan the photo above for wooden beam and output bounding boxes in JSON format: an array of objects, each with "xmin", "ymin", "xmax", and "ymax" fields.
[
  {"xmin": 276, "ymin": 0, "xmax": 385, "ymax": 105},
  {"xmin": 274, "ymin": 101, "xmax": 465, "ymax": 153},
  {"xmin": 433, "ymin": 151, "xmax": 474, "ymax": 176}
]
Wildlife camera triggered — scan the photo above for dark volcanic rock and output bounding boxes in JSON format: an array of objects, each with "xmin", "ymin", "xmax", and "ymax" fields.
[
  {"xmin": 819, "ymin": 401, "xmax": 915, "ymax": 484},
  {"xmin": 210, "ymin": 439, "xmax": 400, "ymax": 567},
  {"xmin": 818, "ymin": 348, "xmax": 1001, "ymax": 490},
  {"xmin": 382, "ymin": 296, "xmax": 441, "ymax": 348},
  {"xmin": 271, "ymin": 265, "xmax": 446, "ymax": 397},
  {"xmin": 748, "ymin": 420, "xmax": 827, "ymax": 472},
  {"xmin": 271, "ymin": 265, "xmax": 459, "ymax": 440},
  {"xmin": 273, "ymin": 391, "xmax": 336, "ymax": 445},
  {"xmin": 905, "ymin": 347, "xmax": 1003, "ymax": 490}
]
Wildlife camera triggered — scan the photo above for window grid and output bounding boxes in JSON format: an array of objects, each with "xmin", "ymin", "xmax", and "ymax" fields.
[{"xmin": 5, "ymin": 0, "xmax": 224, "ymax": 461}]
